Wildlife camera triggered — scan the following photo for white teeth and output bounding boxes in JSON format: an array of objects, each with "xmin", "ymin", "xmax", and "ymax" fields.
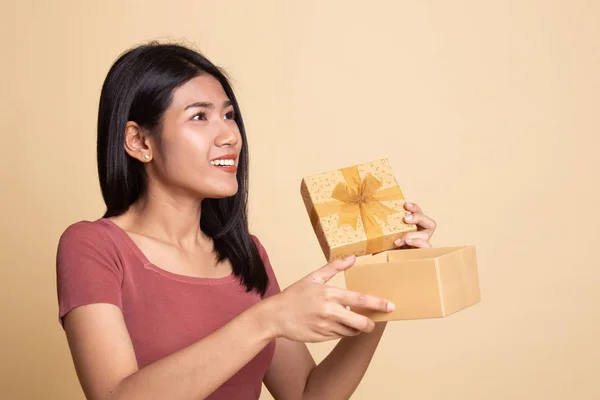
[{"xmin": 211, "ymin": 159, "xmax": 234, "ymax": 166}]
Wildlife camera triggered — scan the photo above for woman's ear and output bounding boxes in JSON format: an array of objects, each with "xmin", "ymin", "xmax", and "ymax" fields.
[{"xmin": 124, "ymin": 121, "xmax": 153, "ymax": 162}]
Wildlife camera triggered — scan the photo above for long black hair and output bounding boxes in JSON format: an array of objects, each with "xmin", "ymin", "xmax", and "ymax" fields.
[{"xmin": 96, "ymin": 41, "xmax": 268, "ymax": 296}]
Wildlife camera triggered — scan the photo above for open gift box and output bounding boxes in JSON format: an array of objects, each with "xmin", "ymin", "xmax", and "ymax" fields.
[
  {"xmin": 301, "ymin": 158, "xmax": 481, "ymax": 321},
  {"xmin": 344, "ymin": 246, "xmax": 481, "ymax": 321}
]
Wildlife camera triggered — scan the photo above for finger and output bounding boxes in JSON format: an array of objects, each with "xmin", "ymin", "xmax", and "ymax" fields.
[
  {"xmin": 394, "ymin": 230, "xmax": 431, "ymax": 247},
  {"xmin": 404, "ymin": 211, "xmax": 437, "ymax": 233},
  {"xmin": 335, "ymin": 308, "xmax": 376, "ymax": 333},
  {"xmin": 330, "ymin": 322, "xmax": 362, "ymax": 337},
  {"xmin": 403, "ymin": 202, "xmax": 437, "ymax": 232},
  {"xmin": 403, "ymin": 201, "xmax": 422, "ymax": 213},
  {"xmin": 340, "ymin": 290, "xmax": 396, "ymax": 313},
  {"xmin": 306, "ymin": 333, "xmax": 344, "ymax": 343},
  {"xmin": 308, "ymin": 256, "xmax": 356, "ymax": 284},
  {"xmin": 404, "ymin": 237, "xmax": 432, "ymax": 248}
]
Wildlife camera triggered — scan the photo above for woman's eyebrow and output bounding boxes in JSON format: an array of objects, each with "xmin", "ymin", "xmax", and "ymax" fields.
[{"xmin": 184, "ymin": 100, "xmax": 232, "ymax": 110}]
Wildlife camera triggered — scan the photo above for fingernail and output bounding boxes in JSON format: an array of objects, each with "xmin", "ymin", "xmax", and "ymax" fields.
[
  {"xmin": 387, "ymin": 302, "xmax": 396, "ymax": 311},
  {"xmin": 406, "ymin": 202, "xmax": 413, "ymax": 207},
  {"xmin": 406, "ymin": 238, "xmax": 412, "ymax": 244},
  {"xmin": 394, "ymin": 238, "xmax": 403, "ymax": 246},
  {"xmin": 344, "ymin": 255, "xmax": 356, "ymax": 261},
  {"xmin": 404, "ymin": 214, "xmax": 413, "ymax": 221}
]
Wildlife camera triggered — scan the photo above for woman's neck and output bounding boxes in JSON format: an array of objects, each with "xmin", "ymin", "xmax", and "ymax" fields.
[{"xmin": 117, "ymin": 188, "xmax": 206, "ymax": 249}]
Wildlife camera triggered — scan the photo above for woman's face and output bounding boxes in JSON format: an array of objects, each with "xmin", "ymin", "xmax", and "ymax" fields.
[{"xmin": 145, "ymin": 74, "xmax": 243, "ymax": 201}]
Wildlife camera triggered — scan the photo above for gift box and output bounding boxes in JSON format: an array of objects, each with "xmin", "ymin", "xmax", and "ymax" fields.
[
  {"xmin": 300, "ymin": 158, "xmax": 417, "ymax": 262},
  {"xmin": 301, "ymin": 158, "xmax": 481, "ymax": 321},
  {"xmin": 344, "ymin": 246, "xmax": 481, "ymax": 321}
]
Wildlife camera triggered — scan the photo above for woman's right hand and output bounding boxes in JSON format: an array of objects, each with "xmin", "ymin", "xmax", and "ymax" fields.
[{"xmin": 265, "ymin": 256, "xmax": 395, "ymax": 343}]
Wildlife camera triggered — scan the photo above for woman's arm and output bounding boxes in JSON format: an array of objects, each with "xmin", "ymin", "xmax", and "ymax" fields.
[
  {"xmin": 264, "ymin": 202, "xmax": 437, "ymax": 399},
  {"xmin": 263, "ymin": 323, "xmax": 388, "ymax": 400},
  {"xmin": 64, "ymin": 300, "xmax": 276, "ymax": 400},
  {"xmin": 303, "ymin": 321, "xmax": 388, "ymax": 399},
  {"xmin": 64, "ymin": 257, "xmax": 391, "ymax": 400}
]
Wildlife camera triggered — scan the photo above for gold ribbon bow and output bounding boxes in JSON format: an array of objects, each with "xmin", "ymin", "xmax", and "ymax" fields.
[{"xmin": 311, "ymin": 166, "xmax": 405, "ymax": 254}]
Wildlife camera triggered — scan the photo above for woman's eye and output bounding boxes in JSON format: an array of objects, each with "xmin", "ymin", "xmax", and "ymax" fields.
[
  {"xmin": 224, "ymin": 110, "xmax": 236, "ymax": 120},
  {"xmin": 192, "ymin": 112, "xmax": 207, "ymax": 121}
]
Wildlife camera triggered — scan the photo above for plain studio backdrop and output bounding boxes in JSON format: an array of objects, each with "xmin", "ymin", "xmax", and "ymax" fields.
[{"xmin": 1, "ymin": 1, "xmax": 599, "ymax": 399}]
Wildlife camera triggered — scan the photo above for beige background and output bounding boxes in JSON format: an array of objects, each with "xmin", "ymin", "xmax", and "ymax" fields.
[{"xmin": 1, "ymin": 1, "xmax": 599, "ymax": 399}]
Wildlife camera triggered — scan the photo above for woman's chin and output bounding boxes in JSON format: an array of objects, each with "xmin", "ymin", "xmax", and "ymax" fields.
[{"xmin": 206, "ymin": 185, "xmax": 239, "ymax": 199}]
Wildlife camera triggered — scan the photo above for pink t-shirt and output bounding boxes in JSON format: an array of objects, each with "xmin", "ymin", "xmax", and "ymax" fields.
[{"xmin": 56, "ymin": 218, "xmax": 281, "ymax": 399}]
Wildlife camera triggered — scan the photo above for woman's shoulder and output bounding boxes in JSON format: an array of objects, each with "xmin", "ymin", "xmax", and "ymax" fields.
[
  {"xmin": 57, "ymin": 218, "xmax": 118, "ymax": 253},
  {"xmin": 249, "ymin": 233, "xmax": 265, "ymax": 252},
  {"xmin": 56, "ymin": 218, "xmax": 126, "ymax": 278},
  {"xmin": 249, "ymin": 233, "xmax": 274, "ymax": 265},
  {"xmin": 249, "ymin": 233, "xmax": 281, "ymax": 296}
]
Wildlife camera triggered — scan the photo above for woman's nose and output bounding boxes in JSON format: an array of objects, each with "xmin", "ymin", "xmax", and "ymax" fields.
[{"xmin": 214, "ymin": 121, "xmax": 238, "ymax": 147}]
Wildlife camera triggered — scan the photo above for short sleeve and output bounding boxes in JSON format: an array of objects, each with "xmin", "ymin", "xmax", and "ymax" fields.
[
  {"xmin": 251, "ymin": 235, "xmax": 281, "ymax": 299},
  {"xmin": 56, "ymin": 221, "xmax": 124, "ymax": 327}
]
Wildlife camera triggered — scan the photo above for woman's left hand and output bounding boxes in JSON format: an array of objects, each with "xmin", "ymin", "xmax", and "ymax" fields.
[{"xmin": 394, "ymin": 202, "xmax": 437, "ymax": 249}]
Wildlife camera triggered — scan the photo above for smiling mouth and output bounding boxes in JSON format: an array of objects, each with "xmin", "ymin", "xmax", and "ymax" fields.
[
  {"xmin": 210, "ymin": 157, "xmax": 237, "ymax": 173},
  {"xmin": 210, "ymin": 159, "xmax": 235, "ymax": 166}
]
